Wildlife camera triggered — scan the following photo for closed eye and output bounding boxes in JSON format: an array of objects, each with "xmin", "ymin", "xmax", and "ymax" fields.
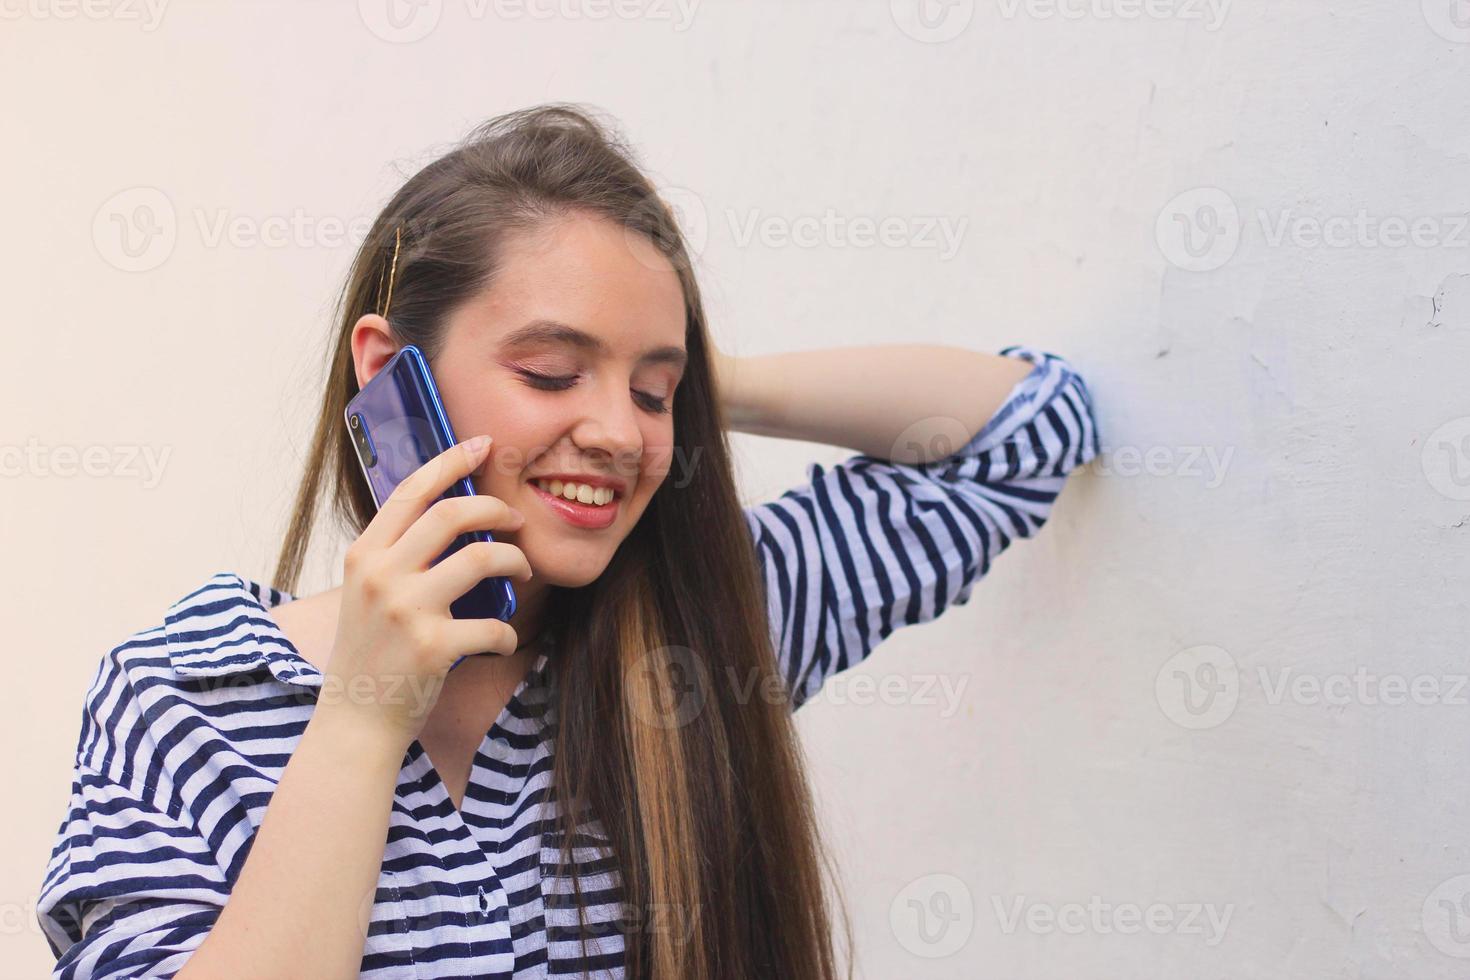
[{"xmin": 516, "ymin": 370, "xmax": 671, "ymax": 415}]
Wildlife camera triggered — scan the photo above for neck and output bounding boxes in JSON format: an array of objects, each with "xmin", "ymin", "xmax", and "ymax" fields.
[{"xmin": 506, "ymin": 576, "xmax": 550, "ymax": 653}]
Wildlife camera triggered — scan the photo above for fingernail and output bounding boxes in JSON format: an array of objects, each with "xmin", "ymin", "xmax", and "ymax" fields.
[{"xmin": 466, "ymin": 435, "xmax": 491, "ymax": 453}]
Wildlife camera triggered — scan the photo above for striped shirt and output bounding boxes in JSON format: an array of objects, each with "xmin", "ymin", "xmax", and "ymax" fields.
[{"xmin": 37, "ymin": 345, "xmax": 1099, "ymax": 979}]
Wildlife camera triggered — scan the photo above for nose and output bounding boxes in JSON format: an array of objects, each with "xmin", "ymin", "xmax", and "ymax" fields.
[{"xmin": 569, "ymin": 374, "xmax": 644, "ymax": 474}]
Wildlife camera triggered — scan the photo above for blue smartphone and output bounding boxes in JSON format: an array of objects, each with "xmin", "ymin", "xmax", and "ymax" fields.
[{"xmin": 344, "ymin": 344, "xmax": 517, "ymax": 667}]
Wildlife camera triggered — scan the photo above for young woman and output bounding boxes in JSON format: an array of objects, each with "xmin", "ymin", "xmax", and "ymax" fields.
[{"xmin": 38, "ymin": 105, "xmax": 1100, "ymax": 979}]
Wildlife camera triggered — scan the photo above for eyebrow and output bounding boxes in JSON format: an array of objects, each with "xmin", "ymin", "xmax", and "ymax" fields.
[{"xmin": 500, "ymin": 319, "xmax": 688, "ymax": 370}]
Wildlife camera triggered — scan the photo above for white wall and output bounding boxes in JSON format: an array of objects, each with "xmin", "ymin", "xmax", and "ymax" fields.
[{"xmin": 4, "ymin": 1, "xmax": 1468, "ymax": 976}]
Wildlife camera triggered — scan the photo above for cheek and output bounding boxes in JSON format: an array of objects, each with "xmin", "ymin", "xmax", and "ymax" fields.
[
  {"xmin": 638, "ymin": 431, "xmax": 678, "ymax": 490},
  {"xmin": 452, "ymin": 408, "xmax": 540, "ymax": 499},
  {"xmin": 455, "ymin": 398, "xmax": 556, "ymax": 478}
]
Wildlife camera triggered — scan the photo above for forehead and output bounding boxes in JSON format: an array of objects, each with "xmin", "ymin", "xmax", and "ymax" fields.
[{"xmin": 451, "ymin": 212, "xmax": 687, "ymax": 357}]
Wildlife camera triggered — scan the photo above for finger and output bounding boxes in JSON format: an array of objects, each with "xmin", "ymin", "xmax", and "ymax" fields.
[
  {"xmin": 418, "ymin": 539, "xmax": 533, "ymax": 609},
  {"xmin": 357, "ymin": 436, "xmax": 492, "ymax": 552},
  {"xmin": 439, "ymin": 616, "xmax": 520, "ymax": 660},
  {"xmin": 392, "ymin": 495, "xmax": 526, "ymax": 571}
]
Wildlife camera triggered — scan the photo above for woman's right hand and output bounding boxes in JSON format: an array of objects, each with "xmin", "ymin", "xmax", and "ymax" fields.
[{"xmin": 319, "ymin": 434, "xmax": 533, "ymax": 750}]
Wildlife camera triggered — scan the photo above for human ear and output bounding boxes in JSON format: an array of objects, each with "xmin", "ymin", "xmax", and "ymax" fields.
[{"xmin": 350, "ymin": 314, "xmax": 398, "ymax": 390}]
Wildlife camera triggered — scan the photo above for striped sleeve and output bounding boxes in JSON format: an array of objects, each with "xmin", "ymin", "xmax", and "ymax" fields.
[
  {"xmin": 743, "ymin": 346, "xmax": 1100, "ymax": 710},
  {"xmin": 37, "ymin": 648, "xmax": 229, "ymax": 978}
]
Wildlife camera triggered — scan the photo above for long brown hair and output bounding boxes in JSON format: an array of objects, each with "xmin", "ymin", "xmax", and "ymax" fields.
[{"xmin": 273, "ymin": 104, "xmax": 854, "ymax": 979}]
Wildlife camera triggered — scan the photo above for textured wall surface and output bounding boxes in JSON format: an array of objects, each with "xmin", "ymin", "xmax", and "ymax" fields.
[{"xmin": 4, "ymin": 1, "xmax": 1467, "ymax": 976}]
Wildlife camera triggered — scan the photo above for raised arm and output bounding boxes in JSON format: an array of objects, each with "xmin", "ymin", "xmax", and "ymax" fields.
[
  {"xmin": 714, "ymin": 343, "xmax": 1037, "ymax": 463},
  {"xmin": 724, "ymin": 343, "xmax": 1100, "ymax": 710}
]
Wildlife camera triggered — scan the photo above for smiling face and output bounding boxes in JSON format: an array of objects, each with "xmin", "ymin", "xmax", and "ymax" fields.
[{"xmin": 428, "ymin": 211, "xmax": 688, "ymax": 589}]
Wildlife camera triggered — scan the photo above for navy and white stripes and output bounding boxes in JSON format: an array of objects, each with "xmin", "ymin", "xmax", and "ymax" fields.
[
  {"xmin": 37, "ymin": 345, "xmax": 1098, "ymax": 978},
  {"xmin": 744, "ymin": 345, "xmax": 1099, "ymax": 708}
]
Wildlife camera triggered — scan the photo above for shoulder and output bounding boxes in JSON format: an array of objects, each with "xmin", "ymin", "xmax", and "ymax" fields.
[{"xmin": 74, "ymin": 571, "xmax": 311, "ymax": 792}]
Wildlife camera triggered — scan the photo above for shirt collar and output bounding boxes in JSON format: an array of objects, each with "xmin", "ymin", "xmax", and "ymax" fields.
[
  {"xmin": 164, "ymin": 571, "xmax": 324, "ymax": 688},
  {"xmin": 164, "ymin": 571, "xmax": 554, "ymax": 697}
]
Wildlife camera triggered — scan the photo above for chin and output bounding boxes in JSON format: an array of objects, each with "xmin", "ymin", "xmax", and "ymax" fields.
[
  {"xmin": 531, "ymin": 565, "xmax": 609, "ymax": 591},
  {"xmin": 521, "ymin": 542, "xmax": 617, "ymax": 589}
]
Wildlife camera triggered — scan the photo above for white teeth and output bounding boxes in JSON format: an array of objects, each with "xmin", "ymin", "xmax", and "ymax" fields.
[{"xmin": 535, "ymin": 479, "xmax": 616, "ymax": 506}]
